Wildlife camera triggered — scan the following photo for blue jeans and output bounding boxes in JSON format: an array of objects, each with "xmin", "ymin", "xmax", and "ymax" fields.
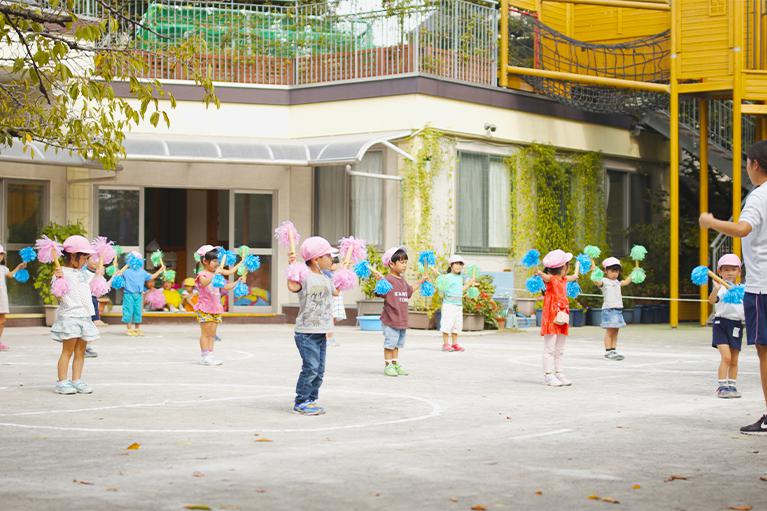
[
  {"xmin": 294, "ymin": 333, "xmax": 327, "ymax": 405},
  {"xmin": 91, "ymin": 296, "xmax": 100, "ymax": 321}
]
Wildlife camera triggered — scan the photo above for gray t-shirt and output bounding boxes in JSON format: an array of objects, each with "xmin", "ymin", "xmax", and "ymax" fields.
[
  {"xmin": 295, "ymin": 271, "xmax": 334, "ymax": 334},
  {"xmin": 740, "ymin": 182, "xmax": 767, "ymax": 293}
]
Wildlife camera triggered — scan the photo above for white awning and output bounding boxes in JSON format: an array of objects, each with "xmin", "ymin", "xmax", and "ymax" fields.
[{"xmin": 0, "ymin": 130, "xmax": 414, "ymax": 167}]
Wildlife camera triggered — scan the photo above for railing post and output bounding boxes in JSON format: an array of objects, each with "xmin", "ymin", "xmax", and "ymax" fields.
[
  {"xmin": 500, "ymin": 0, "xmax": 508, "ymax": 87},
  {"xmin": 699, "ymin": 99, "xmax": 709, "ymax": 326}
]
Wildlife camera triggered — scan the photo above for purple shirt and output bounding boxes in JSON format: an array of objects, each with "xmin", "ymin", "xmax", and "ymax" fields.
[{"xmin": 379, "ymin": 274, "xmax": 413, "ymax": 329}]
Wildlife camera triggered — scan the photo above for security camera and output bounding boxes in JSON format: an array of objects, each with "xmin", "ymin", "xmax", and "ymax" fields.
[{"xmin": 484, "ymin": 123, "xmax": 497, "ymax": 133}]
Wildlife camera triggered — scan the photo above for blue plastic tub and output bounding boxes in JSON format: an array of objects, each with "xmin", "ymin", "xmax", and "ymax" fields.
[{"xmin": 358, "ymin": 315, "xmax": 383, "ymax": 331}]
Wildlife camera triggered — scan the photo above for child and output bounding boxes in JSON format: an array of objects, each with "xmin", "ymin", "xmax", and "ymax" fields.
[
  {"xmin": 438, "ymin": 255, "xmax": 476, "ymax": 352},
  {"xmin": 287, "ymin": 236, "xmax": 336, "ymax": 415},
  {"xmin": 143, "ymin": 279, "xmax": 160, "ymax": 311},
  {"xmin": 180, "ymin": 277, "xmax": 198, "ymax": 312},
  {"xmin": 707, "ymin": 254, "xmax": 745, "ymax": 399},
  {"xmin": 81, "ymin": 256, "xmax": 103, "ymax": 358},
  {"xmin": 699, "ymin": 140, "xmax": 767, "ymax": 434},
  {"xmin": 377, "ymin": 246, "xmax": 426, "ymax": 377},
  {"xmin": 0, "ymin": 245, "xmax": 28, "ymax": 351},
  {"xmin": 121, "ymin": 252, "xmax": 164, "ymax": 336},
  {"xmin": 537, "ymin": 249, "xmax": 580, "ymax": 387},
  {"xmin": 324, "ymin": 252, "xmax": 343, "ymax": 347},
  {"xmin": 194, "ymin": 245, "xmax": 242, "ymax": 366},
  {"xmin": 162, "ymin": 278, "xmax": 182, "ymax": 312},
  {"xmin": 51, "ymin": 236, "xmax": 101, "ymax": 394},
  {"xmin": 594, "ymin": 257, "xmax": 632, "ymax": 361}
]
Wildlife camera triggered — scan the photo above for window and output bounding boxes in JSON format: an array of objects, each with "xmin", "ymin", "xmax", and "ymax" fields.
[
  {"xmin": 606, "ymin": 170, "xmax": 652, "ymax": 255},
  {"xmin": 234, "ymin": 193, "xmax": 273, "ymax": 249},
  {"xmin": 314, "ymin": 152, "xmax": 384, "ymax": 246},
  {"xmin": 98, "ymin": 188, "xmax": 140, "ymax": 247},
  {"xmin": 457, "ymin": 152, "xmax": 510, "ymax": 253}
]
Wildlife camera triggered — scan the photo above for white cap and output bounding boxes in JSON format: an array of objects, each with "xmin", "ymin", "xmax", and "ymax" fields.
[
  {"xmin": 448, "ymin": 255, "xmax": 465, "ymax": 265},
  {"xmin": 0, "ymin": 244, "xmax": 4, "ymax": 254}
]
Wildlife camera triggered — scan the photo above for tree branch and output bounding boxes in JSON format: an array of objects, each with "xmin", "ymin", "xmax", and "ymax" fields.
[
  {"xmin": 6, "ymin": 16, "xmax": 52, "ymax": 104},
  {"xmin": 0, "ymin": 2, "xmax": 72, "ymax": 25}
]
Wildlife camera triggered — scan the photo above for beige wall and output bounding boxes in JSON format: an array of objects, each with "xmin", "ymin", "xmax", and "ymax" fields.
[{"xmin": 0, "ymin": 162, "xmax": 67, "ymax": 231}]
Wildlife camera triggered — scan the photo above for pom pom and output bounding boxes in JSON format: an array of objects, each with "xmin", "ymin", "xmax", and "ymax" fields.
[
  {"xmin": 237, "ymin": 265, "xmax": 248, "ymax": 277},
  {"xmin": 113, "ymin": 245, "xmax": 124, "ymax": 257},
  {"xmin": 466, "ymin": 286, "xmax": 480, "ymax": 300},
  {"xmin": 630, "ymin": 245, "xmax": 648, "ymax": 262},
  {"xmin": 576, "ymin": 254, "xmax": 592, "ymax": 273},
  {"xmin": 105, "ymin": 265, "xmax": 116, "ymax": 278},
  {"xmin": 51, "ymin": 277, "xmax": 70, "ymax": 298},
  {"xmin": 332, "ymin": 268, "xmax": 358, "ymax": 291},
  {"xmin": 629, "ymin": 267, "xmax": 646, "ymax": 284},
  {"xmin": 690, "ymin": 265, "xmax": 710, "ymax": 286},
  {"xmin": 375, "ymin": 278, "xmax": 393, "ymax": 295},
  {"xmin": 218, "ymin": 249, "xmax": 237, "ymax": 266},
  {"xmin": 89, "ymin": 275, "xmax": 110, "ymax": 297},
  {"xmin": 150, "ymin": 249, "xmax": 164, "ymax": 267},
  {"xmin": 286, "ymin": 262, "xmax": 309, "ymax": 283},
  {"xmin": 354, "ymin": 260, "xmax": 372, "ymax": 279},
  {"xmin": 566, "ymin": 280, "xmax": 581, "ymax": 298},
  {"xmin": 723, "ymin": 285, "xmax": 745, "ymax": 304},
  {"xmin": 590, "ymin": 268, "xmax": 604, "ymax": 282},
  {"xmin": 233, "ymin": 280, "xmax": 249, "ymax": 298},
  {"xmin": 111, "ymin": 274, "xmax": 125, "ymax": 289},
  {"xmin": 238, "ymin": 245, "xmax": 250, "ymax": 258},
  {"xmin": 274, "ymin": 221, "xmax": 301, "ymax": 248},
  {"xmin": 525, "ymin": 275, "xmax": 544, "ymax": 294},
  {"xmin": 465, "ymin": 264, "xmax": 480, "ymax": 278},
  {"xmin": 193, "ymin": 253, "xmax": 201, "ymax": 263},
  {"xmin": 435, "ymin": 274, "xmax": 448, "ymax": 293},
  {"xmin": 420, "ymin": 280, "xmax": 435, "ymax": 297},
  {"xmin": 418, "ymin": 250, "xmax": 437, "ymax": 268},
  {"xmin": 126, "ymin": 253, "xmax": 143, "ymax": 270},
  {"xmin": 92, "ymin": 237, "xmax": 116, "ymax": 265},
  {"xmin": 35, "ymin": 235, "xmax": 62, "ymax": 264},
  {"xmin": 212, "ymin": 274, "xmax": 227, "ymax": 288},
  {"xmin": 521, "ymin": 249, "xmax": 540, "ymax": 268},
  {"xmin": 243, "ymin": 254, "xmax": 261, "ymax": 272},
  {"xmin": 583, "ymin": 245, "xmax": 601, "ymax": 259},
  {"xmin": 19, "ymin": 246, "xmax": 37, "ymax": 263},
  {"xmin": 14, "ymin": 268, "xmax": 30, "ymax": 283},
  {"xmin": 163, "ymin": 269, "xmax": 176, "ymax": 283},
  {"xmin": 339, "ymin": 236, "xmax": 367, "ymax": 263},
  {"xmin": 145, "ymin": 289, "xmax": 166, "ymax": 309}
]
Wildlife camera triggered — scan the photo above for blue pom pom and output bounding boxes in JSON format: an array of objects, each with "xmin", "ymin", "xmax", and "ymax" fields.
[
  {"xmin": 525, "ymin": 275, "xmax": 544, "ymax": 294},
  {"xmin": 723, "ymin": 285, "xmax": 745, "ymax": 304},
  {"xmin": 244, "ymin": 254, "xmax": 261, "ymax": 272},
  {"xmin": 418, "ymin": 250, "xmax": 437, "ymax": 268},
  {"xmin": 14, "ymin": 268, "xmax": 29, "ymax": 283},
  {"xmin": 691, "ymin": 265, "xmax": 710, "ymax": 286},
  {"xmin": 126, "ymin": 253, "xmax": 143, "ymax": 270},
  {"xmin": 576, "ymin": 254, "xmax": 592, "ymax": 273},
  {"xmin": 218, "ymin": 249, "xmax": 237, "ymax": 266},
  {"xmin": 566, "ymin": 280, "xmax": 581, "ymax": 298},
  {"xmin": 212, "ymin": 274, "xmax": 227, "ymax": 288},
  {"xmin": 375, "ymin": 278, "xmax": 393, "ymax": 295},
  {"xmin": 521, "ymin": 249, "xmax": 540, "ymax": 268},
  {"xmin": 420, "ymin": 280, "xmax": 435, "ymax": 297},
  {"xmin": 233, "ymin": 280, "xmax": 249, "ymax": 298},
  {"xmin": 354, "ymin": 260, "xmax": 372, "ymax": 279},
  {"xmin": 19, "ymin": 246, "xmax": 37, "ymax": 263},
  {"xmin": 111, "ymin": 274, "xmax": 125, "ymax": 289}
]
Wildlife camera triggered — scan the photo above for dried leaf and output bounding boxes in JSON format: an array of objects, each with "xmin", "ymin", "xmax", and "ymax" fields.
[
  {"xmin": 73, "ymin": 479, "xmax": 93, "ymax": 485},
  {"xmin": 470, "ymin": 506, "xmax": 487, "ymax": 511},
  {"xmin": 369, "ymin": 492, "xmax": 381, "ymax": 497},
  {"xmin": 535, "ymin": 490, "xmax": 543, "ymax": 496},
  {"xmin": 126, "ymin": 443, "xmax": 140, "ymax": 450},
  {"xmin": 449, "ymin": 497, "xmax": 459, "ymax": 503},
  {"xmin": 106, "ymin": 487, "xmax": 118, "ymax": 492},
  {"xmin": 255, "ymin": 438, "xmax": 273, "ymax": 443},
  {"xmin": 587, "ymin": 495, "xmax": 601, "ymax": 500},
  {"xmin": 631, "ymin": 484, "xmax": 641, "ymax": 490},
  {"xmin": 727, "ymin": 506, "xmax": 752, "ymax": 511},
  {"xmin": 255, "ymin": 489, "xmax": 267, "ymax": 494},
  {"xmin": 184, "ymin": 506, "xmax": 212, "ymax": 511},
  {"xmin": 192, "ymin": 472, "xmax": 205, "ymax": 478},
  {"xmin": 664, "ymin": 475, "xmax": 688, "ymax": 482},
  {"xmin": 601, "ymin": 497, "xmax": 620, "ymax": 504},
  {"xmin": 760, "ymin": 475, "xmax": 767, "ymax": 482}
]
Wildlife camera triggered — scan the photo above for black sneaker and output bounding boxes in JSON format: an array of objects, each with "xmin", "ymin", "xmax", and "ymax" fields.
[{"xmin": 740, "ymin": 414, "xmax": 767, "ymax": 435}]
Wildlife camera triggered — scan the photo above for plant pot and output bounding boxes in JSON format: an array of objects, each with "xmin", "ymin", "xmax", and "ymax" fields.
[
  {"xmin": 44, "ymin": 304, "xmax": 58, "ymax": 327},
  {"xmin": 587, "ymin": 308, "xmax": 603, "ymax": 326},
  {"xmin": 633, "ymin": 305, "xmax": 643, "ymax": 324},
  {"xmin": 570, "ymin": 309, "xmax": 586, "ymax": 327},
  {"xmin": 357, "ymin": 298, "xmax": 384, "ymax": 317},
  {"xmin": 622, "ymin": 308, "xmax": 635, "ymax": 324},
  {"xmin": 408, "ymin": 310, "xmax": 437, "ymax": 330},
  {"xmin": 515, "ymin": 297, "xmax": 537, "ymax": 317},
  {"xmin": 495, "ymin": 318, "xmax": 506, "ymax": 331},
  {"xmin": 463, "ymin": 313, "xmax": 484, "ymax": 331}
]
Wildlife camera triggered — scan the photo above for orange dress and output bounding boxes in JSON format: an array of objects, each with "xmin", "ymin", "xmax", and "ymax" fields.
[{"xmin": 540, "ymin": 276, "xmax": 569, "ymax": 336}]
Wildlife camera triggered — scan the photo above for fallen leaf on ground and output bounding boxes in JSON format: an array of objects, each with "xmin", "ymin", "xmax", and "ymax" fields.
[
  {"xmin": 506, "ymin": 416, "xmax": 512, "ymax": 420},
  {"xmin": 369, "ymin": 492, "xmax": 381, "ymax": 497},
  {"xmin": 255, "ymin": 438, "xmax": 273, "ymax": 443},
  {"xmin": 601, "ymin": 497, "xmax": 620, "ymax": 504},
  {"xmin": 73, "ymin": 480, "xmax": 93, "ymax": 485},
  {"xmin": 184, "ymin": 506, "xmax": 212, "ymax": 510},
  {"xmin": 535, "ymin": 490, "xmax": 542, "ymax": 496},
  {"xmin": 631, "ymin": 484, "xmax": 641, "ymax": 490},
  {"xmin": 192, "ymin": 472, "xmax": 205, "ymax": 478},
  {"xmin": 449, "ymin": 497, "xmax": 459, "ymax": 503},
  {"xmin": 587, "ymin": 495, "xmax": 601, "ymax": 500},
  {"xmin": 470, "ymin": 505, "xmax": 487, "ymax": 511},
  {"xmin": 760, "ymin": 475, "xmax": 767, "ymax": 482},
  {"xmin": 664, "ymin": 475, "xmax": 688, "ymax": 482},
  {"xmin": 727, "ymin": 506, "xmax": 752, "ymax": 511},
  {"xmin": 126, "ymin": 443, "xmax": 140, "ymax": 450},
  {"xmin": 106, "ymin": 487, "xmax": 118, "ymax": 492},
  {"xmin": 256, "ymin": 489, "xmax": 267, "ymax": 494}
]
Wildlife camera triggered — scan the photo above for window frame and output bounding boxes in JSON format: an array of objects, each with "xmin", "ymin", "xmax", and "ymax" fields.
[{"xmin": 2, "ymin": 178, "xmax": 50, "ymax": 250}]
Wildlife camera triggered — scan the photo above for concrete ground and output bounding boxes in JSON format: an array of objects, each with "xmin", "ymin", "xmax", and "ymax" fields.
[{"xmin": 0, "ymin": 323, "xmax": 766, "ymax": 511}]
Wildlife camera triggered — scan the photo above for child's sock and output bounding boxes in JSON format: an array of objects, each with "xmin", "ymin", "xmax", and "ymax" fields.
[
  {"xmin": 718, "ymin": 379, "xmax": 727, "ymax": 388},
  {"xmin": 728, "ymin": 379, "xmax": 737, "ymax": 387},
  {"xmin": 606, "ymin": 348, "xmax": 615, "ymax": 352},
  {"xmin": 201, "ymin": 350, "xmax": 211, "ymax": 357},
  {"xmin": 391, "ymin": 359, "xmax": 398, "ymax": 365}
]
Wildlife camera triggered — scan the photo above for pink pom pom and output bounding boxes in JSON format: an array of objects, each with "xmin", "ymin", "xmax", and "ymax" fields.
[
  {"xmin": 145, "ymin": 289, "xmax": 166, "ymax": 310},
  {"xmin": 274, "ymin": 221, "xmax": 301, "ymax": 249},
  {"xmin": 89, "ymin": 275, "xmax": 110, "ymax": 297},
  {"xmin": 35, "ymin": 235, "xmax": 63, "ymax": 264},
  {"xmin": 332, "ymin": 268, "xmax": 358, "ymax": 291},
  {"xmin": 286, "ymin": 262, "xmax": 309, "ymax": 283},
  {"xmin": 51, "ymin": 277, "xmax": 70, "ymax": 298},
  {"xmin": 92, "ymin": 236, "xmax": 116, "ymax": 265},
  {"xmin": 339, "ymin": 236, "xmax": 367, "ymax": 263}
]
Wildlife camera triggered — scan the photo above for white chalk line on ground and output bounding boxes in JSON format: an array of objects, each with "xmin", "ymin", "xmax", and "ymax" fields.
[
  {"xmin": 0, "ymin": 349, "xmax": 256, "ymax": 366},
  {"xmin": 0, "ymin": 383, "xmax": 443, "ymax": 434},
  {"xmin": 507, "ymin": 355, "xmax": 760, "ymax": 376}
]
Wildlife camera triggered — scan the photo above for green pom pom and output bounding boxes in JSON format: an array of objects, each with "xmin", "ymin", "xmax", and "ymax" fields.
[
  {"xmin": 105, "ymin": 265, "xmax": 116, "ymax": 277},
  {"xmin": 237, "ymin": 265, "xmax": 248, "ymax": 276},
  {"xmin": 150, "ymin": 250, "xmax": 164, "ymax": 267},
  {"xmin": 466, "ymin": 286, "xmax": 480, "ymax": 299},
  {"xmin": 193, "ymin": 253, "xmax": 201, "ymax": 263},
  {"xmin": 113, "ymin": 245, "xmax": 124, "ymax": 256},
  {"xmin": 590, "ymin": 268, "xmax": 604, "ymax": 282},
  {"xmin": 465, "ymin": 264, "xmax": 480, "ymax": 278},
  {"xmin": 163, "ymin": 269, "xmax": 176, "ymax": 282},
  {"xmin": 583, "ymin": 245, "xmax": 601, "ymax": 259},
  {"xmin": 238, "ymin": 245, "xmax": 250, "ymax": 258},
  {"xmin": 630, "ymin": 267, "xmax": 646, "ymax": 284},
  {"xmin": 630, "ymin": 245, "xmax": 648, "ymax": 262},
  {"xmin": 435, "ymin": 274, "xmax": 448, "ymax": 292}
]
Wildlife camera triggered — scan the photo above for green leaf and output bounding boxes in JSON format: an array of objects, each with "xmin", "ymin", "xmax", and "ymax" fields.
[{"xmin": 149, "ymin": 111, "xmax": 159, "ymax": 127}]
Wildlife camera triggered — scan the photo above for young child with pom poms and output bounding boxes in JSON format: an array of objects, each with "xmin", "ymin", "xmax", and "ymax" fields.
[
  {"xmin": 121, "ymin": 251, "xmax": 165, "ymax": 337},
  {"xmin": 0, "ymin": 244, "xmax": 28, "ymax": 351},
  {"xmin": 437, "ymin": 255, "xmax": 476, "ymax": 353},
  {"xmin": 50, "ymin": 236, "xmax": 102, "ymax": 395},
  {"xmin": 594, "ymin": 257, "xmax": 633, "ymax": 361}
]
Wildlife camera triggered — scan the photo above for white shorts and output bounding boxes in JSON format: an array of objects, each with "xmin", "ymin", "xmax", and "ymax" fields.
[{"xmin": 440, "ymin": 304, "xmax": 463, "ymax": 334}]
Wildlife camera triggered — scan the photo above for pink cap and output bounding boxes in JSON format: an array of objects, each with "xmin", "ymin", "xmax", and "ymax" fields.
[
  {"xmin": 448, "ymin": 255, "xmax": 465, "ymax": 265},
  {"xmin": 0, "ymin": 244, "xmax": 4, "ymax": 253},
  {"xmin": 196, "ymin": 244, "xmax": 215, "ymax": 257},
  {"xmin": 62, "ymin": 235, "xmax": 96, "ymax": 255},
  {"xmin": 602, "ymin": 257, "xmax": 621, "ymax": 268},
  {"xmin": 300, "ymin": 236, "xmax": 333, "ymax": 261},
  {"xmin": 542, "ymin": 249, "xmax": 572, "ymax": 269},
  {"xmin": 717, "ymin": 253, "xmax": 742, "ymax": 269},
  {"xmin": 382, "ymin": 246, "xmax": 406, "ymax": 266}
]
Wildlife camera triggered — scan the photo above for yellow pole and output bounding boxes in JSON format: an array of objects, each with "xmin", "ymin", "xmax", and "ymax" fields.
[
  {"xmin": 540, "ymin": 0, "xmax": 670, "ymax": 10},
  {"xmin": 699, "ymin": 99, "xmax": 709, "ymax": 326},
  {"xmin": 732, "ymin": 0, "xmax": 744, "ymax": 258},
  {"xmin": 500, "ymin": 0, "xmax": 509, "ymax": 88},
  {"xmin": 506, "ymin": 66, "xmax": 670, "ymax": 92},
  {"xmin": 669, "ymin": 0, "xmax": 679, "ymax": 328}
]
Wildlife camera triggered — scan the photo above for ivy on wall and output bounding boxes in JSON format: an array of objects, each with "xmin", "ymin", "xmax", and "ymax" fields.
[{"xmin": 401, "ymin": 126, "xmax": 444, "ymax": 251}]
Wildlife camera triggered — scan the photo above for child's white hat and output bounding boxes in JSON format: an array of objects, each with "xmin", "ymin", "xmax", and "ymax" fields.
[
  {"xmin": 448, "ymin": 255, "xmax": 465, "ymax": 265},
  {"xmin": 602, "ymin": 257, "xmax": 621, "ymax": 268}
]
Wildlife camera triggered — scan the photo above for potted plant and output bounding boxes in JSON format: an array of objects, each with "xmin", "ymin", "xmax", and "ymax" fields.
[
  {"xmin": 569, "ymin": 298, "xmax": 586, "ymax": 327},
  {"xmin": 357, "ymin": 245, "xmax": 386, "ymax": 317},
  {"xmin": 33, "ymin": 221, "xmax": 87, "ymax": 326},
  {"xmin": 462, "ymin": 275, "xmax": 497, "ymax": 331}
]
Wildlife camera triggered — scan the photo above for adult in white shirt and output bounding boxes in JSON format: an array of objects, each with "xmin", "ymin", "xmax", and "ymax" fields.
[{"xmin": 700, "ymin": 140, "xmax": 767, "ymax": 435}]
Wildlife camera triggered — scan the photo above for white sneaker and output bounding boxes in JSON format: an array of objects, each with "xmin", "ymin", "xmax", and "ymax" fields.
[
  {"xmin": 555, "ymin": 373, "xmax": 572, "ymax": 386},
  {"xmin": 544, "ymin": 373, "xmax": 563, "ymax": 386},
  {"xmin": 200, "ymin": 355, "xmax": 223, "ymax": 366}
]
